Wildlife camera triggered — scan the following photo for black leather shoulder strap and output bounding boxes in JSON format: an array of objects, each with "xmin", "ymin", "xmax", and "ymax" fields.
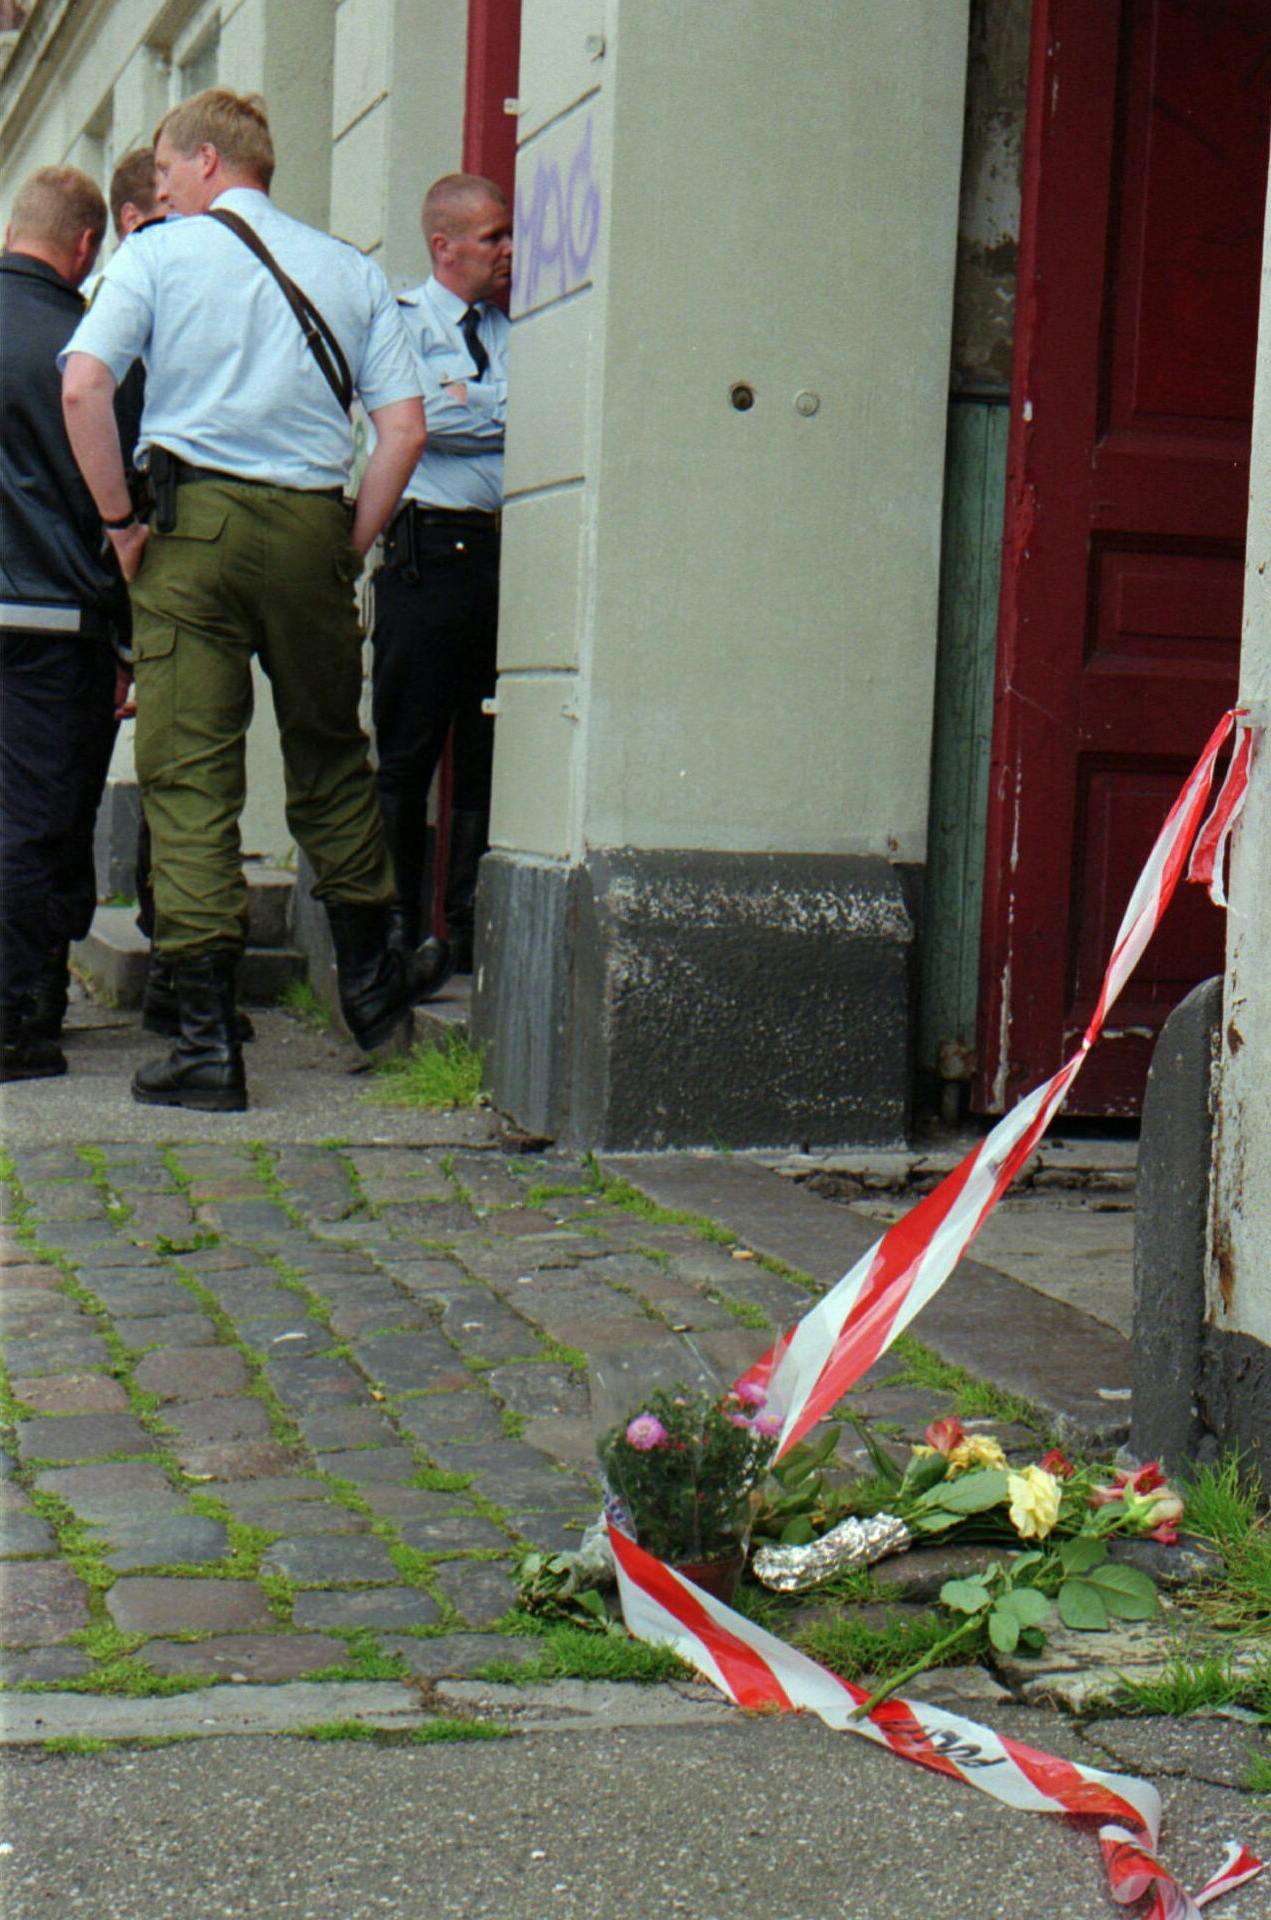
[{"xmin": 207, "ymin": 207, "xmax": 353, "ymax": 414}]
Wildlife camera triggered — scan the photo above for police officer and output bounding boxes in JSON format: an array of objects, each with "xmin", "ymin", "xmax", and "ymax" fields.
[
  {"xmin": 62, "ymin": 88, "xmax": 450, "ymax": 1112},
  {"xmin": 371, "ymin": 173, "xmax": 512, "ymax": 971},
  {"xmin": 0, "ymin": 166, "xmax": 115, "ymax": 1082}
]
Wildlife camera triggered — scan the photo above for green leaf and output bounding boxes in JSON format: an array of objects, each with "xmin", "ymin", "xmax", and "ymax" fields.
[
  {"xmin": 1009, "ymin": 1551, "xmax": 1045, "ymax": 1575},
  {"xmin": 910, "ymin": 1509, "xmax": 963, "ymax": 1534},
  {"xmin": 900, "ymin": 1451, "xmax": 951, "ymax": 1496},
  {"xmin": 1086, "ymin": 1564, "xmax": 1160, "ymax": 1620},
  {"xmin": 779, "ymin": 1517, "xmax": 816, "ymax": 1546},
  {"xmin": 940, "ymin": 1577, "xmax": 993, "ymax": 1614},
  {"xmin": 1059, "ymin": 1536, "xmax": 1107, "ymax": 1575},
  {"xmin": 1000, "ymin": 1587, "xmax": 1050, "ymax": 1627},
  {"xmin": 1057, "ymin": 1577, "xmax": 1110, "ymax": 1631},
  {"xmin": 988, "ymin": 1606, "xmax": 1020, "ymax": 1653},
  {"xmin": 1018, "ymin": 1626, "xmax": 1047, "ymax": 1654},
  {"xmin": 918, "ymin": 1468, "xmax": 1009, "ymax": 1515}
]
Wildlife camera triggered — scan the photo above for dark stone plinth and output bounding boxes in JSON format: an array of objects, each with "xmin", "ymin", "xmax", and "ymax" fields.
[
  {"xmin": 133, "ymin": 1347, "xmax": 250, "ymax": 1401},
  {"xmin": 14, "ymin": 1373, "xmax": 130, "ymax": 1415},
  {"xmin": 17, "ymin": 1412, "xmax": 153, "ymax": 1463},
  {"xmin": 291, "ymin": 1587, "xmax": 440, "ymax": 1629},
  {"xmin": 427, "ymin": 1559, "xmax": 518, "ymax": 1626},
  {"xmin": 137, "ymin": 1633, "xmax": 348, "ymax": 1680},
  {"xmin": 1132, "ymin": 976, "xmax": 1220, "ymax": 1468},
  {"xmin": 1, "ymin": 1561, "xmax": 91, "ymax": 1644},
  {"xmin": 106, "ymin": 1576, "xmax": 272, "ymax": 1634},
  {"xmin": 474, "ymin": 848, "xmax": 914, "ymax": 1148},
  {"xmin": 259, "ymin": 1536, "xmax": 398, "ymax": 1585},
  {"xmin": 1199, "ymin": 1330, "xmax": 1271, "ymax": 1477}
]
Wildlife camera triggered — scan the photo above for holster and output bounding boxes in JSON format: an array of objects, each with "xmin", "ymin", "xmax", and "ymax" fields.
[
  {"xmin": 149, "ymin": 446, "xmax": 178, "ymax": 534},
  {"xmin": 388, "ymin": 506, "xmax": 420, "ymax": 585}
]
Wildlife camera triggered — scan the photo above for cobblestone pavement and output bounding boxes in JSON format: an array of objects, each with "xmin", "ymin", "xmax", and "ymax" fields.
[{"xmin": 0, "ymin": 1136, "xmax": 841, "ymax": 1695}]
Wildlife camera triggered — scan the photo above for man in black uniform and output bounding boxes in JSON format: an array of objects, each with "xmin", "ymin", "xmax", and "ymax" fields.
[{"xmin": 0, "ymin": 166, "xmax": 114, "ymax": 1081}]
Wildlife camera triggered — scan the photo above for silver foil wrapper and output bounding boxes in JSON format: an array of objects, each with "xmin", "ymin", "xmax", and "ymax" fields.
[{"xmin": 751, "ymin": 1513, "xmax": 913, "ymax": 1592}]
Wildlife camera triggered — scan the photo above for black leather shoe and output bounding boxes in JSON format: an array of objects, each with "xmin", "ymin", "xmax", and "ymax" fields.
[
  {"xmin": 325, "ymin": 901, "xmax": 452, "ymax": 1052},
  {"xmin": 132, "ymin": 950, "xmax": 247, "ymax": 1111},
  {"xmin": 143, "ymin": 951, "xmax": 256, "ymax": 1042}
]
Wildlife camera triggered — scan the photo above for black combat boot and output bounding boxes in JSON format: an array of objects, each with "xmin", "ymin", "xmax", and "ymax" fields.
[
  {"xmin": 378, "ymin": 791, "xmax": 428, "ymax": 953},
  {"xmin": 142, "ymin": 949, "xmax": 255, "ymax": 1042},
  {"xmin": 442, "ymin": 809, "xmax": 488, "ymax": 974},
  {"xmin": 324, "ymin": 901, "xmax": 452, "ymax": 1052},
  {"xmin": 24, "ymin": 940, "xmax": 71, "ymax": 1043},
  {"xmin": 132, "ymin": 950, "xmax": 247, "ymax": 1111},
  {"xmin": 0, "ymin": 1004, "xmax": 67, "ymax": 1083}
]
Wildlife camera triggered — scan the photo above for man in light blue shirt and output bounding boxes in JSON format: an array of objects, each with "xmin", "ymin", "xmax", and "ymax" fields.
[
  {"xmin": 61, "ymin": 88, "xmax": 451, "ymax": 1112},
  {"xmin": 371, "ymin": 173, "xmax": 511, "ymax": 972}
]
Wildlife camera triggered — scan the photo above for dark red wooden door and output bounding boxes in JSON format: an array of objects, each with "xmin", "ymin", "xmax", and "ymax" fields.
[{"xmin": 976, "ymin": 0, "xmax": 1270, "ymax": 1116}]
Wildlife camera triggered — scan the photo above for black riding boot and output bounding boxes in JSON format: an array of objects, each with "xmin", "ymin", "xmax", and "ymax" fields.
[
  {"xmin": 443, "ymin": 809, "xmax": 488, "ymax": 974},
  {"xmin": 378, "ymin": 791, "xmax": 428, "ymax": 953},
  {"xmin": 324, "ymin": 901, "xmax": 452, "ymax": 1052},
  {"xmin": 132, "ymin": 950, "xmax": 247, "ymax": 1111},
  {"xmin": 25, "ymin": 940, "xmax": 71, "ymax": 1043},
  {"xmin": 143, "ymin": 949, "xmax": 255, "ymax": 1042}
]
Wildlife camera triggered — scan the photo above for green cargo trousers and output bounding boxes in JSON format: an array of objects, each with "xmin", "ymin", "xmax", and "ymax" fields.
[{"xmin": 128, "ymin": 478, "xmax": 394, "ymax": 957}]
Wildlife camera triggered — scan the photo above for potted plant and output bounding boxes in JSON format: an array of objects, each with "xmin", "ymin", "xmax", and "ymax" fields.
[{"xmin": 596, "ymin": 1375, "xmax": 782, "ymax": 1600}]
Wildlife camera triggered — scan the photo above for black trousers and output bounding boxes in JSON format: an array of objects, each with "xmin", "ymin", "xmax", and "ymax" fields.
[
  {"xmin": 0, "ymin": 629, "xmax": 117, "ymax": 1018},
  {"xmin": 370, "ymin": 516, "xmax": 500, "ymax": 933}
]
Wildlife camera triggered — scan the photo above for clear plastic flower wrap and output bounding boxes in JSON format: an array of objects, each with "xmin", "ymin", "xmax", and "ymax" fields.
[{"xmin": 590, "ymin": 1345, "xmax": 783, "ymax": 1571}]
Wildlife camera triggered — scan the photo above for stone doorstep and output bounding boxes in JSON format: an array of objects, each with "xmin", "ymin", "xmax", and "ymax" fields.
[
  {"xmin": 72, "ymin": 904, "xmax": 305, "ymax": 1012},
  {"xmin": 408, "ymin": 976, "xmax": 471, "ymax": 1053},
  {"xmin": 755, "ymin": 1134, "xmax": 1138, "ymax": 1192}
]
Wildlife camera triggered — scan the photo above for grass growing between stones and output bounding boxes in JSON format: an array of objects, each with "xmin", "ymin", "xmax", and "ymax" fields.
[
  {"xmin": 43, "ymin": 1736, "xmax": 112, "ymax": 1754},
  {"xmin": 887, "ymin": 1333, "xmax": 1043, "ymax": 1430},
  {"xmin": 474, "ymin": 1618, "xmax": 690, "ymax": 1685},
  {"xmin": 1112, "ymin": 1652, "xmax": 1269, "ymax": 1718},
  {"xmin": 1177, "ymin": 1456, "xmax": 1271, "ymax": 1635},
  {"xmin": 363, "ymin": 1035, "xmax": 487, "ymax": 1110},
  {"xmin": 294, "ymin": 1718, "xmax": 512, "ymax": 1744},
  {"xmin": 793, "ymin": 1604, "xmax": 984, "ymax": 1686},
  {"xmin": 278, "ymin": 979, "xmax": 332, "ymax": 1031}
]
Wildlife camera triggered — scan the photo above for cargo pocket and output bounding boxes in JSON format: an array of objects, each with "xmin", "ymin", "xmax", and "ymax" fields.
[
  {"xmin": 131, "ymin": 625, "xmax": 179, "ymax": 788},
  {"xmin": 135, "ymin": 505, "xmax": 231, "ymax": 627}
]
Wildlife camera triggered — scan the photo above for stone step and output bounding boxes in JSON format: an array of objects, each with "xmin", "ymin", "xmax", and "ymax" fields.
[
  {"xmin": 72, "ymin": 907, "xmax": 306, "ymax": 1011},
  {"xmin": 408, "ymin": 975, "xmax": 470, "ymax": 1051}
]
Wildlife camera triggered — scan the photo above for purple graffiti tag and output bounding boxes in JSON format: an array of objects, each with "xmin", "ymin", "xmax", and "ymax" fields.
[{"xmin": 513, "ymin": 112, "xmax": 602, "ymax": 314}]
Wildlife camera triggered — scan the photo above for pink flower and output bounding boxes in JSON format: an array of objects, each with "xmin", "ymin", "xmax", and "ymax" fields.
[
  {"xmin": 625, "ymin": 1414, "xmax": 668, "ymax": 1451},
  {"xmin": 728, "ymin": 1412, "xmax": 751, "ymax": 1429},
  {"xmin": 734, "ymin": 1381, "xmax": 767, "ymax": 1409},
  {"xmin": 1040, "ymin": 1448, "xmax": 1074, "ymax": 1480},
  {"xmin": 753, "ymin": 1413, "xmax": 783, "ymax": 1439},
  {"xmin": 1148, "ymin": 1520, "xmax": 1180, "ymax": 1546},
  {"xmin": 924, "ymin": 1416, "xmax": 966, "ymax": 1456},
  {"xmin": 1124, "ymin": 1460, "xmax": 1166, "ymax": 1495}
]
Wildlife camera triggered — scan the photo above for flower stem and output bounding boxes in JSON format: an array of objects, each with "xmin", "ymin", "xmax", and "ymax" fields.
[{"xmin": 851, "ymin": 1613, "xmax": 985, "ymax": 1719}]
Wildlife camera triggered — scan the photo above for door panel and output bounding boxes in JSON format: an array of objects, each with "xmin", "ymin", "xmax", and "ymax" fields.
[{"xmin": 976, "ymin": 0, "xmax": 1270, "ymax": 1115}]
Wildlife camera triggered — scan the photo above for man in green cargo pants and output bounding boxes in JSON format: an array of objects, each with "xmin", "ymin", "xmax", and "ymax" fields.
[{"xmin": 61, "ymin": 88, "xmax": 451, "ymax": 1111}]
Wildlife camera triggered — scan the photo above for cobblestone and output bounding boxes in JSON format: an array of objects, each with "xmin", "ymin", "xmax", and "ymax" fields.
[
  {"xmin": 13, "ymin": 1372, "xmax": 130, "ymax": 1414},
  {"xmin": 106, "ymin": 1576, "xmax": 273, "ymax": 1634}
]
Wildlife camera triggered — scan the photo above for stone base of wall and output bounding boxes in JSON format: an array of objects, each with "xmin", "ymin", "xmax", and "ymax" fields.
[
  {"xmin": 473, "ymin": 848, "xmax": 916, "ymax": 1150},
  {"xmin": 1131, "ymin": 974, "xmax": 1270, "ymax": 1473}
]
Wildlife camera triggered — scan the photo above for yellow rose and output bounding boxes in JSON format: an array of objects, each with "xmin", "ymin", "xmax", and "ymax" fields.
[
  {"xmin": 1007, "ymin": 1465, "xmax": 1061, "ymax": 1540},
  {"xmin": 947, "ymin": 1434, "xmax": 1008, "ymax": 1476}
]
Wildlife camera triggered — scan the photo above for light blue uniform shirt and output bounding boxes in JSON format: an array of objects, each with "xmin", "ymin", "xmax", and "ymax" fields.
[
  {"xmin": 63, "ymin": 188, "xmax": 421, "ymax": 491},
  {"xmin": 397, "ymin": 276, "xmax": 508, "ymax": 512}
]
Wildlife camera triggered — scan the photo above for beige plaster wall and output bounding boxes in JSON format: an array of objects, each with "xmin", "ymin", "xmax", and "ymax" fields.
[
  {"xmin": 493, "ymin": 0, "xmax": 968, "ymax": 864},
  {"xmin": 1210, "ymin": 151, "xmax": 1271, "ymax": 1349}
]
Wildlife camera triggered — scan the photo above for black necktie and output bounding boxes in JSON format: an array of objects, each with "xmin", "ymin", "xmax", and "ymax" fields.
[{"xmin": 460, "ymin": 305, "xmax": 489, "ymax": 381}]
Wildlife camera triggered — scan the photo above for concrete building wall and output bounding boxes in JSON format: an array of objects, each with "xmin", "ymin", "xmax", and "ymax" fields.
[
  {"xmin": 1206, "ymin": 148, "xmax": 1271, "ymax": 1459},
  {"xmin": 477, "ymin": 0, "xmax": 969, "ymax": 1147}
]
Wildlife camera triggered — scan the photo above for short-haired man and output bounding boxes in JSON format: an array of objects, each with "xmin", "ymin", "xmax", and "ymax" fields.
[
  {"xmin": 370, "ymin": 173, "xmax": 512, "ymax": 971},
  {"xmin": 62, "ymin": 89, "xmax": 449, "ymax": 1112},
  {"xmin": 0, "ymin": 166, "xmax": 112, "ymax": 1082}
]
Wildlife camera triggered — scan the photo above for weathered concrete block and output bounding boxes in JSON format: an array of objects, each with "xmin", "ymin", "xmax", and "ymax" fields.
[
  {"xmin": 1131, "ymin": 976, "xmax": 1220, "ymax": 1469},
  {"xmin": 474, "ymin": 848, "xmax": 915, "ymax": 1150}
]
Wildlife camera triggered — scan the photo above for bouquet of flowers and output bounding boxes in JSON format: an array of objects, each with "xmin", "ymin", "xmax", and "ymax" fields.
[{"xmin": 597, "ymin": 1379, "xmax": 782, "ymax": 1569}]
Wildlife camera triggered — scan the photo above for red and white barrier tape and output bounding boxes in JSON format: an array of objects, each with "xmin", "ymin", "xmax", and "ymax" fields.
[{"xmin": 612, "ymin": 708, "xmax": 1263, "ymax": 1919}]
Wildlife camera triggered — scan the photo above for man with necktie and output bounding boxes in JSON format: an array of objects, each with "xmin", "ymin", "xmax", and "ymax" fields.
[
  {"xmin": 370, "ymin": 173, "xmax": 512, "ymax": 973},
  {"xmin": 61, "ymin": 88, "xmax": 450, "ymax": 1112}
]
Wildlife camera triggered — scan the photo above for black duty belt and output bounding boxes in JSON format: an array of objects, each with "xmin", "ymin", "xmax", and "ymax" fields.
[
  {"xmin": 172, "ymin": 458, "xmax": 344, "ymax": 502},
  {"xmin": 397, "ymin": 502, "xmax": 501, "ymax": 534}
]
